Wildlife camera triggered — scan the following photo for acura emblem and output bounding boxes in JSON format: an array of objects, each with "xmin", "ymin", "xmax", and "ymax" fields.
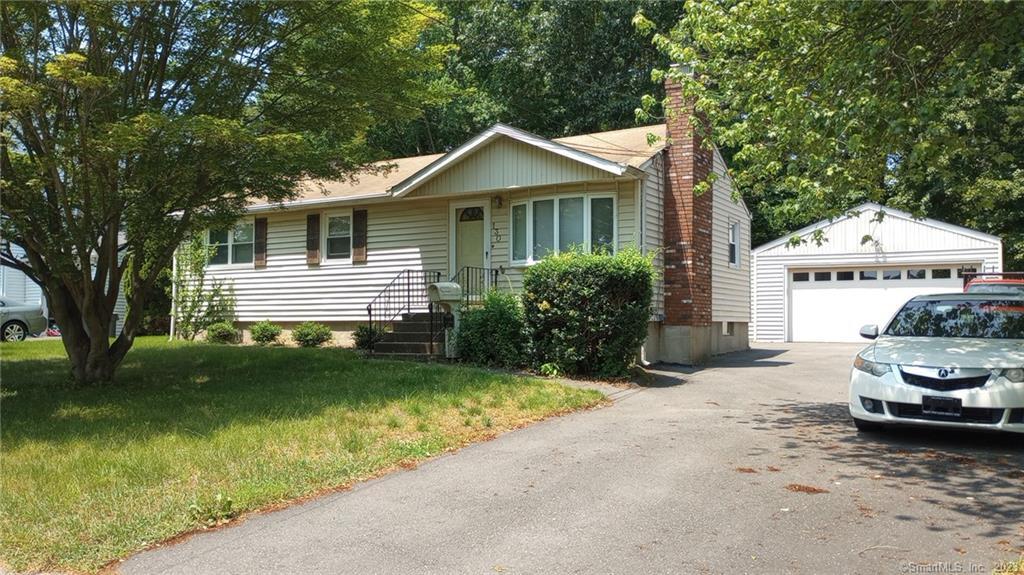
[{"xmin": 937, "ymin": 368, "xmax": 950, "ymax": 378}]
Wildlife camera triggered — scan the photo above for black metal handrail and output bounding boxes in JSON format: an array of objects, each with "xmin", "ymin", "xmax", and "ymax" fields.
[
  {"xmin": 450, "ymin": 266, "xmax": 499, "ymax": 307},
  {"xmin": 366, "ymin": 269, "xmax": 442, "ymax": 355}
]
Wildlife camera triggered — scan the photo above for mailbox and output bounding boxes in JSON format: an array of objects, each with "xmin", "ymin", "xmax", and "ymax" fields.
[
  {"xmin": 427, "ymin": 282, "xmax": 462, "ymax": 305},
  {"xmin": 427, "ymin": 282, "xmax": 463, "ymax": 359}
]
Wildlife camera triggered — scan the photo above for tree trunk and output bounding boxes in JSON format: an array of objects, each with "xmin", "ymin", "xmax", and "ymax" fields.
[{"xmin": 45, "ymin": 279, "xmax": 126, "ymax": 385}]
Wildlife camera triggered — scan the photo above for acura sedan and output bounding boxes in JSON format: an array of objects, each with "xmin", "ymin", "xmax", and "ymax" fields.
[{"xmin": 849, "ymin": 293, "xmax": 1024, "ymax": 434}]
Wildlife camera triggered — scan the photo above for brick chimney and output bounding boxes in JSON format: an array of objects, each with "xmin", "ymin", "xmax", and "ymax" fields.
[{"xmin": 660, "ymin": 64, "xmax": 714, "ymax": 363}]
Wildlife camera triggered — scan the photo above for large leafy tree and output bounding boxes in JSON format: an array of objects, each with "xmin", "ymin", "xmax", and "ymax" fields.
[
  {"xmin": 636, "ymin": 0, "xmax": 1024, "ymax": 266},
  {"xmin": 370, "ymin": 0, "xmax": 684, "ymax": 156},
  {"xmin": 0, "ymin": 1, "xmax": 445, "ymax": 383}
]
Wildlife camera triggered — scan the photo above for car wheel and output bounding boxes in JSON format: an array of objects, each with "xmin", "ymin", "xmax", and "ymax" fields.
[
  {"xmin": 853, "ymin": 417, "xmax": 883, "ymax": 433},
  {"xmin": 2, "ymin": 321, "xmax": 27, "ymax": 342}
]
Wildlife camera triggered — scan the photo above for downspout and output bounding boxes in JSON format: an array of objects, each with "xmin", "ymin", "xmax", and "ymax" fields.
[
  {"xmin": 636, "ymin": 176, "xmax": 652, "ymax": 368},
  {"xmin": 168, "ymin": 249, "xmax": 177, "ymax": 341}
]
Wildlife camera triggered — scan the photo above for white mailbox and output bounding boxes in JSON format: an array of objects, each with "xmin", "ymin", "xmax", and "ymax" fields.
[
  {"xmin": 427, "ymin": 282, "xmax": 462, "ymax": 306},
  {"xmin": 427, "ymin": 282, "xmax": 463, "ymax": 359}
]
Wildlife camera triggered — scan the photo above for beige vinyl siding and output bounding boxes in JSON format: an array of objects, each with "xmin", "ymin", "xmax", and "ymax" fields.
[
  {"xmin": 210, "ymin": 179, "xmax": 639, "ymax": 323},
  {"xmin": 710, "ymin": 148, "xmax": 752, "ymax": 323},
  {"xmin": 406, "ymin": 137, "xmax": 617, "ymax": 199},
  {"xmin": 206, "ymin": 198, "xmax": 449, "ymax": 322},
  {"xmin": 641, "ymin": 153, "xmax": 665, "ymax": 317}
]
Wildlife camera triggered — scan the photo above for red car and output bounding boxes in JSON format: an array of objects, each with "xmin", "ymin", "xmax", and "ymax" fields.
[{"xmin": 963, "ymin": 272, "xmax": 1024, "ymax": 296}]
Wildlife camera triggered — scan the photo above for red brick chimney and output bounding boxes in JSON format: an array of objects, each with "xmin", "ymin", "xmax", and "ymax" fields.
[{"xmin": 663, "ymin": 65, "xmax": 714, "ymax": 333}]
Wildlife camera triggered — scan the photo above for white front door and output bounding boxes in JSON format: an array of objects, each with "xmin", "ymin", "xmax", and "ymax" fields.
[
  {"xmin": 788, "ymin": 264, "xmax": 971, "ymax": 342},
  {"xmin": 449, "ymin": 202, "xmax": 489, "ymax": 277}
]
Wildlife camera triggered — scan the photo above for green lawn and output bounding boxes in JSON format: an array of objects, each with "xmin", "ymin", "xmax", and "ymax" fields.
[{"xmin": 0, "ymin": 337, "xmax": 603, "ymax": 573}]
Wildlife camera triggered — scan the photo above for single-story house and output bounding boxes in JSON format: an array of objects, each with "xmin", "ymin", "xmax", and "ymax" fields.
[
  {"xmin": 200, "ymin": 79, "xmax": 752, "ymax": 364},
  {"xmin": 751, "ymin": 203, "xmax": 1003, "ymax": 343}
]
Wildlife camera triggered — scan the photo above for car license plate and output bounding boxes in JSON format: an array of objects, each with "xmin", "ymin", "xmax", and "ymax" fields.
[{"xmin": 922, "ymin": 395, "xmax": 962, "ymax": 417}]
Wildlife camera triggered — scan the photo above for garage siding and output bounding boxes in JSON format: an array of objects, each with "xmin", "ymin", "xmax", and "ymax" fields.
[{"xmin": 751, "ymin": 205, "xmax": 1003, "ymax": 342}]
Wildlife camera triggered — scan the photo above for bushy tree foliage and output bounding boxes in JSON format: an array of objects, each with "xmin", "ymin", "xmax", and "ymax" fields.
[
  {"xmin": 0, "ymin": 1, "xmax": 445, "ymax": 383},
  {"xmin": 369, "ymin": 0, "xmax": 684, "ymax": 156},
  {"xmin": 636, "ymin": 0, "xmax": 1024, "ymax": 268}
]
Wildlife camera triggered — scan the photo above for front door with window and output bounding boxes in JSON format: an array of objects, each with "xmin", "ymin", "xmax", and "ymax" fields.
[{"xmin": 453, "ymin": 205, "xmax": 486, "ymax": 274}]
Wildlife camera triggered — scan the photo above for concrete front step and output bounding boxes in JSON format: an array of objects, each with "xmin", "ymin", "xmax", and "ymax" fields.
[
  {"xmin": 373, "ymin": 341, "xmax": 443, "ymax": 355},
  {"xmin": 384, "ymin": 331, "xmax": 438, "ymax": 343},
  {"xmin": 369, "ymin": 352, "xmax": 445, "ymax": 362},
  {"xmin": 392, "ymin": 321, "xmax": 434, "ymax": 334}
]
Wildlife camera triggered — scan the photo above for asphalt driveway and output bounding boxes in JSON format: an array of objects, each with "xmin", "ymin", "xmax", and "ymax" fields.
[{"xmin": 121, "ymin": 344, "xmax": 1023, "ymax": 575}]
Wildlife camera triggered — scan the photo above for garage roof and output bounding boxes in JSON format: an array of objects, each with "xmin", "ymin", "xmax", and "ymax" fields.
[{"xmin": 753, "ymin": 202, "xmax": 1002, "ymax": 254}]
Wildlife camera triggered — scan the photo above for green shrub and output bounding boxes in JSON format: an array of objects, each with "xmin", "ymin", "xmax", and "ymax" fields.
[
  {"xmin": 456, "ymin": 290, "xmax": 527, "ymax": 368},
  {"xmin": 522, "ymin": 247, "xmax": 655, "ymax": 378},
  {"xmin": 205, "ymin": 321, "xmax": 239, "ymax": 344},
  {"xmin": 250, "ymin": 320, "xmax": 282, "ymax": 345},
  {"xmin": 291, "ymin": 321, "xmax": 333, "ymax": 348},
  {"xmin": 353, "ymin": 324, "xmax": 387, "ymax": 350}
]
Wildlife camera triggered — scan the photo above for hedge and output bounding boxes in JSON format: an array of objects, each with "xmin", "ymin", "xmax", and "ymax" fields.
[
  {"xmin": 522, "ymin": 247, "xmax": 655, "ymax": 378},
  {"xmin": 455, "ymin": 290, "xmax": 527, "ymax": 368}
]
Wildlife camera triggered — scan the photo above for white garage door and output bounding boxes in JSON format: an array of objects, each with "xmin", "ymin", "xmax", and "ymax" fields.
[{"xmin": 789, "ymin": 265, "xmax": 971, "ymax": 342}]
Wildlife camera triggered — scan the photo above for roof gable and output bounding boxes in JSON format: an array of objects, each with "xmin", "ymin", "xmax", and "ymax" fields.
[
  {"xmin": 753, "ymin": 202, "xmax": 1001, "ymax": 256},
  {"xmin": 392, "ymin": 123, "xmax": 633, "ymax": 198},
  {"xmin": 403, "ymin": 134, "xmax": 627, "ymax": 199}
]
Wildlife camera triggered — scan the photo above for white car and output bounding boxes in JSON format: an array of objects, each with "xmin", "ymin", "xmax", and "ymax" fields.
[{"xmin": 849, "ymin": 293, "xmax": 1024, "ymax": 434}]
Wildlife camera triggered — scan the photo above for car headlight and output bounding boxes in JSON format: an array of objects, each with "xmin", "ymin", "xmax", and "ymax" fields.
[
  {"xmin": 1002, "ymin": 368, "xmax": 1024, "ymax": 383},
  {"xmin": 854, "ymin": 355, "xmax": 891, "ymax": 377}
]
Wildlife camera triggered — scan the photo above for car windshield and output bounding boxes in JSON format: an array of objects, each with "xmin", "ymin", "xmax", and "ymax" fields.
[{"xmin": 885, "ymin": 298, "xmax": 1024, "ymax": 339}]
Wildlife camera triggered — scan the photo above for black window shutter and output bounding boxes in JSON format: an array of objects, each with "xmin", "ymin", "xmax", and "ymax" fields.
[
  {"xmin": 254, "ymin": 217, "xmax": 268, "ymax": 267},
  {"xmin": 306, "ymin": 213, "xmax": 320, "ymax": 264},
  {"xmin": 352, "ymin": 209, "xmax": 367, "ymax": 263}
]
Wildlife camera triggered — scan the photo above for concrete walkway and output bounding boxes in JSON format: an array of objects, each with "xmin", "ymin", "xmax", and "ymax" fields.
[{"xmin": 120, "ymin": 344, "xmax": 1023, "ymax": 575}]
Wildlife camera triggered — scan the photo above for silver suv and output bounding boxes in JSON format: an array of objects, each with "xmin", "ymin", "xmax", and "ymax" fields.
[{"xmin": 0, "ymin": 298, "xmax": 48, "ymax": 342}]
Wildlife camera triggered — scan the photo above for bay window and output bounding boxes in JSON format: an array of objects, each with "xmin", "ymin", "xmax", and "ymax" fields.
[
  {"xmin": 208, "ymin": 221, "xmax": 254, "ymax": 266},
  {"xmin": 511, "ymin": 194, "xmax": 616, "ymax": 264}
]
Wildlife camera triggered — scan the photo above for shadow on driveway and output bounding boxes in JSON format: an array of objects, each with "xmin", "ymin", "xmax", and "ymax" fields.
[{"xmin": 751, "ymin": 400, "xmax": 1024, "ymax": 541}]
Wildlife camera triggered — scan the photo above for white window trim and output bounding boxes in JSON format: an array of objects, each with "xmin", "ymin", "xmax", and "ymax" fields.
[
  {"xmin": 321, "ymin": 209, "xmax": 354, "ymax": 264},
  {"xmin": 207, "ymin": 218, "xmax": 255, "ymax": 269},
  {"xmin": 509, "ymin": 193, "xmax": 617, "ymax": 266},
  {"xmin": 728, "ymin": 221, "xmax": 740, "ymax": 268}
]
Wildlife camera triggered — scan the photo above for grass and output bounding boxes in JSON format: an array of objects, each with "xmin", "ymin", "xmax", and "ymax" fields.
[
  {"xmin": 997, "ymin": 556, "xmax": 1024, "ymax": 575},
  {"xmin": 0, "ymin": 337, "xmax": 604, "ymax": 573}
]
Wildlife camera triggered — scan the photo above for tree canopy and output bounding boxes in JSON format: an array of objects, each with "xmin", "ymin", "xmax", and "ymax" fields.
[
  {"xmin": 369, "ymin": 0, "xmax": 684, "ymax": 157},
  {"xmin": 637, "ymin": 0, "xmax": 1024, "ymax": 267},
  {"xmin": 0, "ymin": 1, "xmax": 445, "ymax": 383}
]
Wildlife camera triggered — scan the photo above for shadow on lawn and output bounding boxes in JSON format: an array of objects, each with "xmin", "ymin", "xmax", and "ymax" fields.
[
  {"xmin": 751, "ymin": 400, "xmax": 1024, "ymax": 541},
  {"xmin": 1, "ymin": 344, "xmax": 522, "ymax": 449}
]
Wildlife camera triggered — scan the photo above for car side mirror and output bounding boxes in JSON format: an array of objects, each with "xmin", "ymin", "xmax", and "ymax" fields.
[{"xmin": 859, "ymin": 324, "xmax": 879, "ymax": 340}]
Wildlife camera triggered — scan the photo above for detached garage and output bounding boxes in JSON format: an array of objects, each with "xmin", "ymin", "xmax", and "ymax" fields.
[{"xmin": 751, "ymin": 203, "xmax": 1003, "ymax": 342}]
